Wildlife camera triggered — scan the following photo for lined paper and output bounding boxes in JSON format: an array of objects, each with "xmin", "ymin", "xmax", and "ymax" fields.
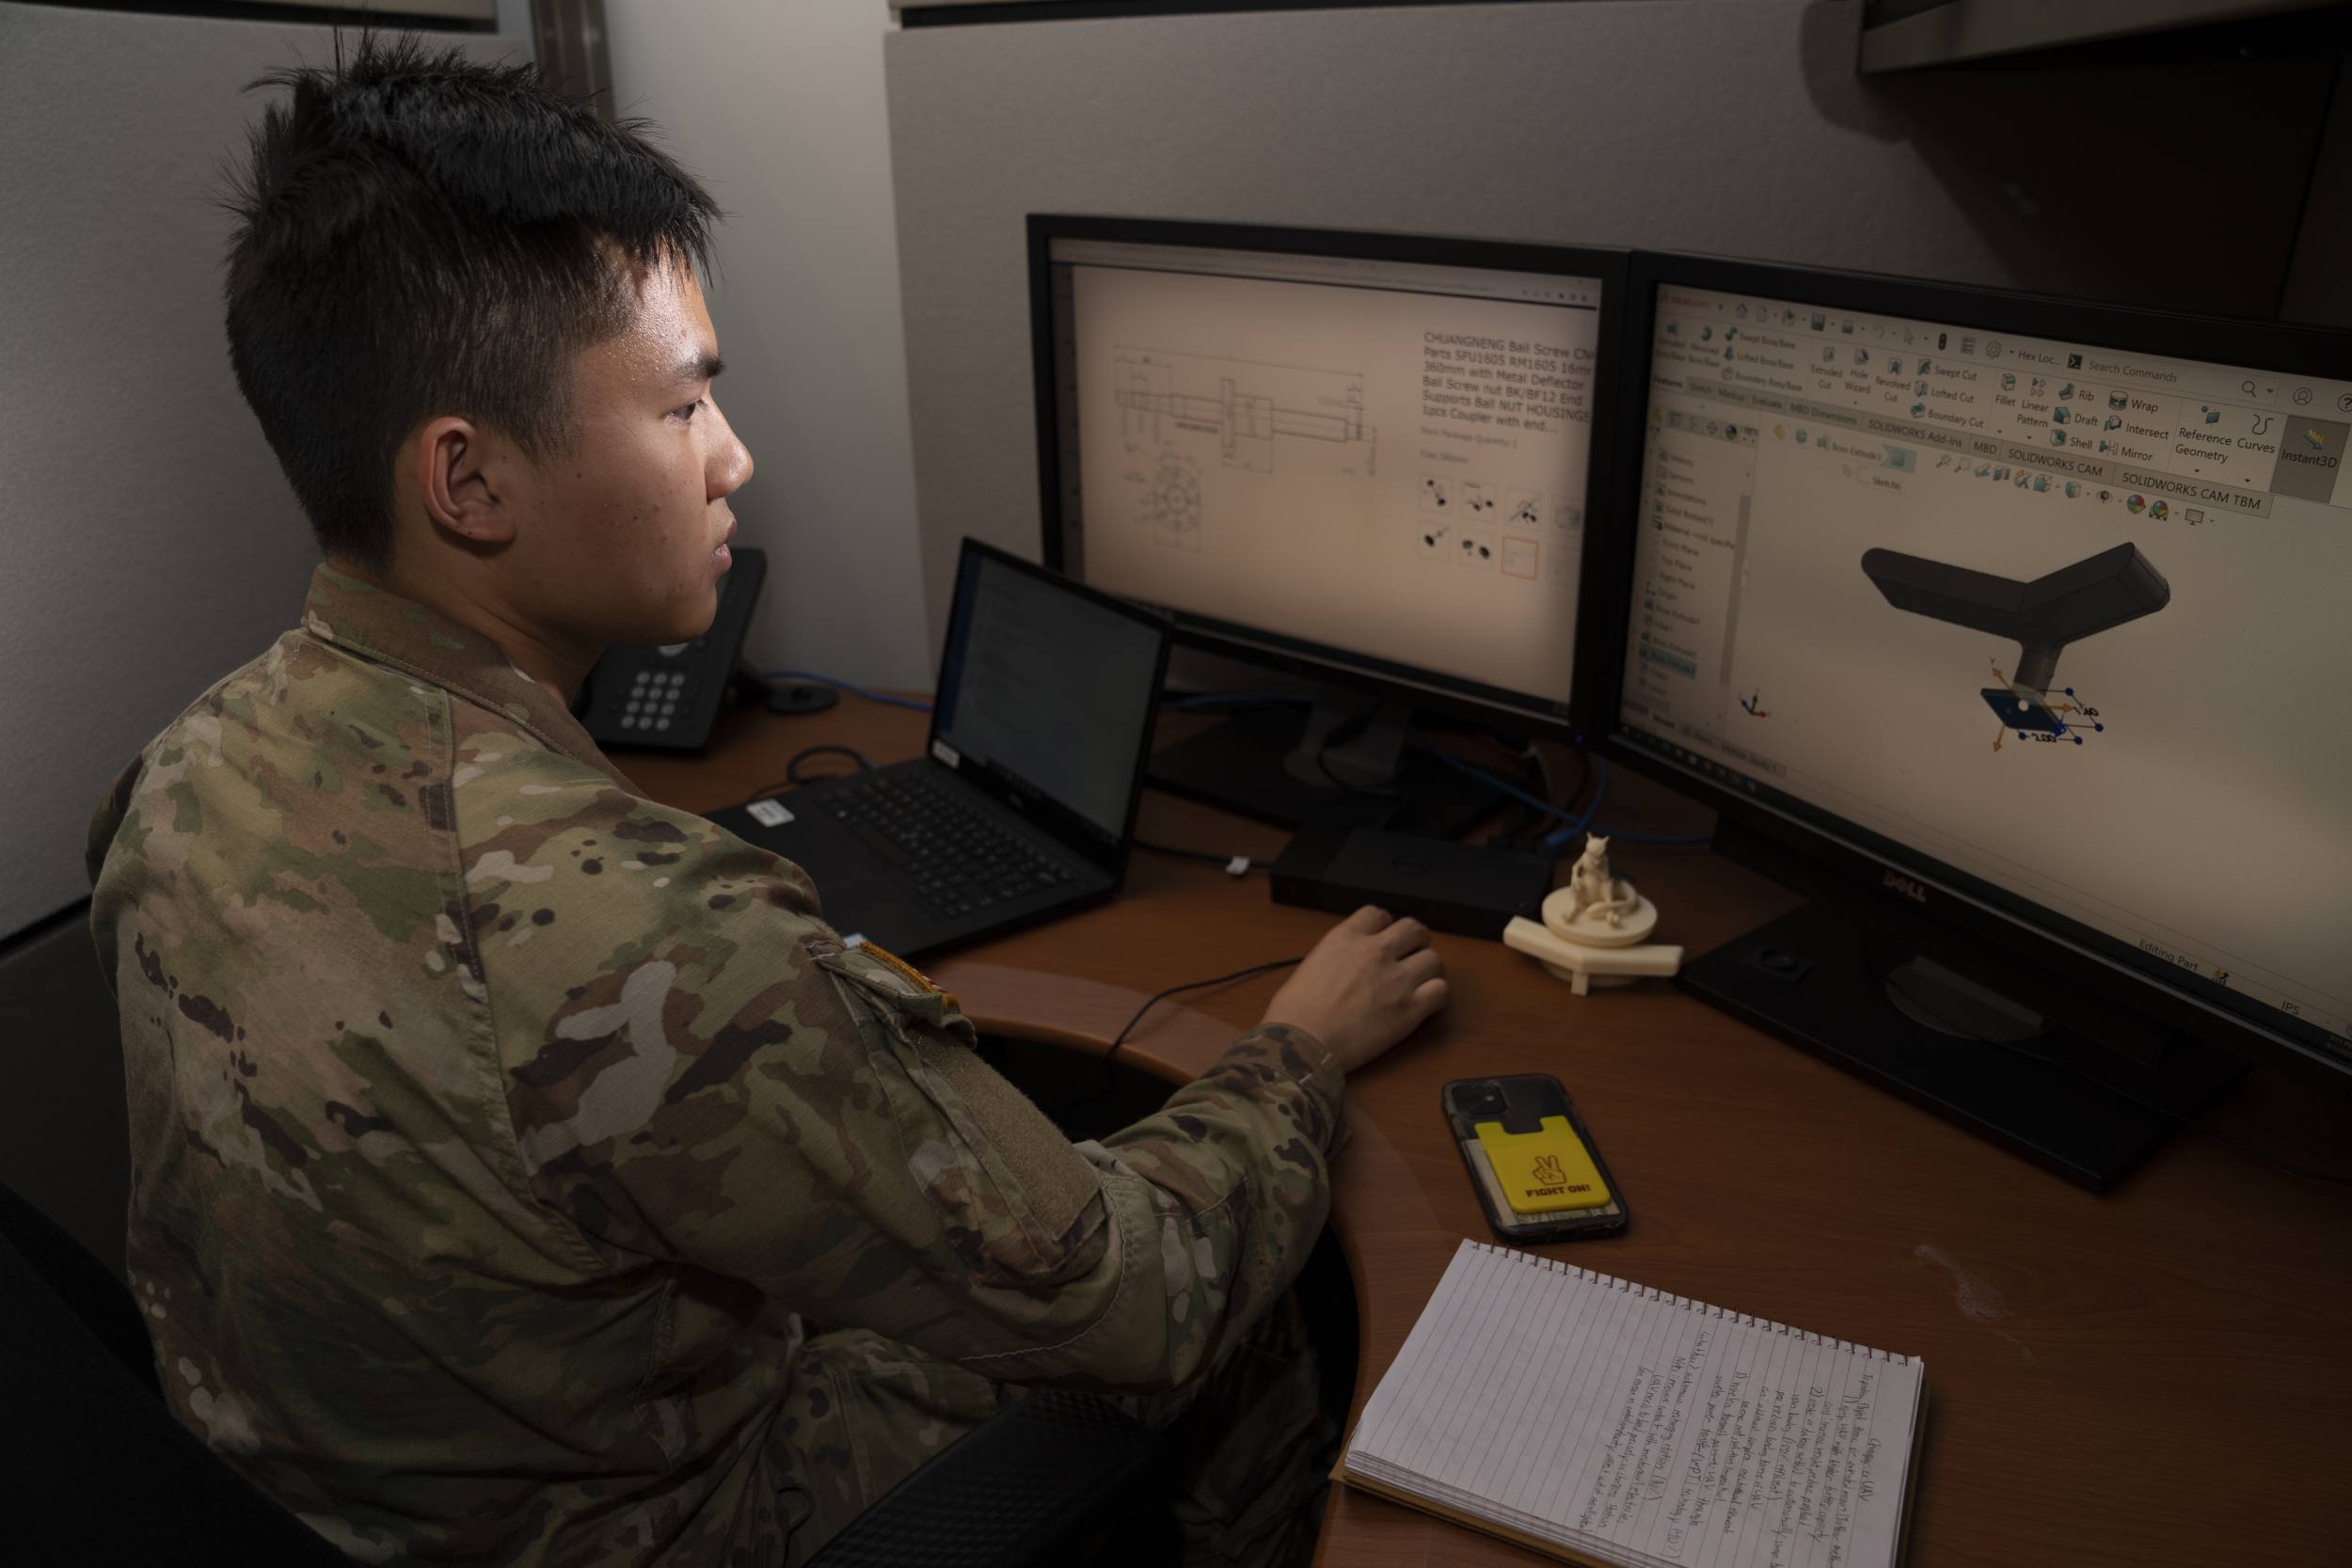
[{"xmin": 1343, "ymin": 1241, "xmax": 1925, "ymax": 1568}]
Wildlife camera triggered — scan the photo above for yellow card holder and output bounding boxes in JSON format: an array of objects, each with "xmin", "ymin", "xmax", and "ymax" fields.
[{"xmin": 1472, "ymin": 1116, "xmax": 1613, "ymax": 1214}]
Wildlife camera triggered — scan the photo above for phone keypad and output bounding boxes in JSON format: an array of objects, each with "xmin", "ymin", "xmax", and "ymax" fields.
[{"xmin": 616, "ymin": 668, "xmax": 701, "ymax": 732}]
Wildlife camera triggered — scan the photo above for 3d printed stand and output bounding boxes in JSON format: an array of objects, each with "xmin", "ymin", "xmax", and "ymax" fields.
[
  {"xmin": 1503, "ymin": 837, "xmax": 1685, "ymax": 996},
  {"xmin": 1860, "ymin": 542, "xmax": 2169, "ymax": 727}
]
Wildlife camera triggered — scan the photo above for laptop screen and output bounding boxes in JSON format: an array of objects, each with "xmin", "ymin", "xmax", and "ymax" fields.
[{"xmin": 931, "ymin": 547, "xmax": 1167, "ymax": 846}]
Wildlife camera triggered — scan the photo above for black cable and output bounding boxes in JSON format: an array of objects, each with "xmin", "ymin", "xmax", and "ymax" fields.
[
  {"xmin": 1870, "ymin": 953, "xmax": 2352, "ymax": 1189},
  {"xmin": 1133, "ymin": 838, "xmax": 1270, "ymax": 874},
  {"xmin": 1055, "ymin": 957, "xmax": 1303, "ymax": 1117},
  {"xmin": 788, "ymin": 744, "xmax": 878, "ymax": 784},
  {"xmin": 1486, "ymin": 743, "xmax": 1577, "ymax": 854},
  {"xmin": 747, "ymin": 745, "xmax": 881, "ymax": 800},
  {"xmin": 2274, "ymin": 53, "xmax": 2343, "ymax": 321},
  {"xmin": 1555, "ymin": 746, "xmax": 1593, "ymax": 828}
]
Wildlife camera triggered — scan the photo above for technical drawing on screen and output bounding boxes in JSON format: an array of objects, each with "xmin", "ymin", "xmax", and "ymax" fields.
[
  {"xmin": 1112, "ymin": 346, "xmax": 1375, "ymax": 478},
  {"xmin": 1053, "ymin": 236, "xmax": 1603, "ymax": 709},
  {"xmin": 1619, "ymin": 281, "xmax": 2352, "ymax": 1062}
]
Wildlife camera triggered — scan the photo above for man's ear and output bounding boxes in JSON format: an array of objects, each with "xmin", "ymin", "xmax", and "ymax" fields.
[{"xmin": 416, "ymin": 416, "xmax": 516, "ymax": 546}]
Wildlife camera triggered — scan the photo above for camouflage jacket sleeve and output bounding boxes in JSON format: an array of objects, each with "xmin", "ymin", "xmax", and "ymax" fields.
[{"xmin": 458, "ymin": 709, "xmax": 1344, "ymax": 1394}]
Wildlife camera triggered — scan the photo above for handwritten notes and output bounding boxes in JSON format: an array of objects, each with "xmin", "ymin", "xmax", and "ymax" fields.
[{"xmin": 1342, "ymin": 1242, "xmax": 1924, "ymax": 1568}]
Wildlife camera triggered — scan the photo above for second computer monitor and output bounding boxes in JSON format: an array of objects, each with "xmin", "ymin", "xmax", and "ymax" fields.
[
  {"xmin": 1602, "ymin": 253, "xmax": 2352, "ymax": 1100},
  {"xmin": 1033, "ymin": 216, "xmax": 1626, "ymax": 734}
]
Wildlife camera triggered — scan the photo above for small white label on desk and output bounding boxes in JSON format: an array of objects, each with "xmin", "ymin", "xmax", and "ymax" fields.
[
  {"xmin": 746, "ymin": 798, "xmax": 794, "ymax": 829},
  {"xmin": 931, "ymin": 737, "xmax": 961, "ymax": 768}
]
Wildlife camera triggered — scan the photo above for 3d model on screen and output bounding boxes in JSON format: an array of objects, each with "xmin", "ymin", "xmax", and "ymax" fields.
[{"xmin": 1860, "ymin": 542, "xmax": 2169, "ymax": 746}]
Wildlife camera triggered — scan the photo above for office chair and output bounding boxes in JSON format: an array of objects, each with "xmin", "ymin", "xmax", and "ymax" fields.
[
  {"xmin": 0, "ymin": 1175, "xmax": 1171, "ymax": 1566},
  {"xmin": 0, "ymin": 1177, "xmax": 353, "ymax": 1563},
  {"xmin": 802, "ymin": 1389, "xmax": 1173, "ymax": 1568}
]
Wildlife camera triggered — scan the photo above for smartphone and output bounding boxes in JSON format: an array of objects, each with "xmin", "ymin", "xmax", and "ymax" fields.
[{"xmin": 1442, "ymin": 1075, "xmax": 1630, "ymax": 1243}]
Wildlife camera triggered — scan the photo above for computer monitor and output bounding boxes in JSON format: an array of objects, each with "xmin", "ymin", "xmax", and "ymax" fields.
[
  {"xmin": 1031, "ymin": 216, "xmax": 1628, "ymax": 833},
  {"xmin": 1590, "ymin": 252, "xmax": 2352, "ymax": 1185}
]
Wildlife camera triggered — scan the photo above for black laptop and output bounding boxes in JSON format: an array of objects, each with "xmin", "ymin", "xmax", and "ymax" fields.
[{"xmin": 709, "ymin": 539, "xmax": 1171, "ymax": 958}]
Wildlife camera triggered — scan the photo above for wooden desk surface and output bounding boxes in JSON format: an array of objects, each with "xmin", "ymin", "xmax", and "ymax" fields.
[{"xmin": 623, "ymin": 692, "xmax": 2352, "ymax": 1568}]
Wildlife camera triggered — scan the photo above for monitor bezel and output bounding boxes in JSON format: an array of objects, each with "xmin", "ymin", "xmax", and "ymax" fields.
[
  {"xmin": 1586, "ymin": 248, "xmax": 2352, "ymax": 1089},
  {"xmin": 928, "ymin": 535, "xmax": 1174, "ymax": 879},
  {"xmin": 1028, "ymin": 214, "xmax": 1632, "ymax": 744}
]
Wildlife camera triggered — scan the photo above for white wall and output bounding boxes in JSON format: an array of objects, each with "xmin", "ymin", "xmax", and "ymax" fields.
[
  {"xmin": 604, "ymin": 0, "xmax": 933, "ymax": 690},
  {"xmin": 0, "ymin": 5, "xmax": 528, "ymax": 942}
]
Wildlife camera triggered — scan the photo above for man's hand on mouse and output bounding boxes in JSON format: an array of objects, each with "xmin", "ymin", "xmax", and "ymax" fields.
[{"xmin": 1261, "ymin": 905, "xmax": 1449, "ymax": 1074}]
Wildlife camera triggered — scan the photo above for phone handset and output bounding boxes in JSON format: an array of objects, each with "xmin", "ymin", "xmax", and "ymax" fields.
[{"xmin": 577, "ymin": 546, "xmax": 770, "ymax": 752}]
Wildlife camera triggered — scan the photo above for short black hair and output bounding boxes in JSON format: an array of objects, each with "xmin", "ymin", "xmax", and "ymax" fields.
[{"xmin": 224, "ymin": 36, "xmax": 720, "ymax": 569}]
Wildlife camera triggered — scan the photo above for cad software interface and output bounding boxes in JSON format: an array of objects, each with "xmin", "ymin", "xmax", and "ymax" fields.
[
  {"xmin": 1621, "ymin": 284, "xmax": 2352, "ymax": 1060},
  {"xmin": 1052, "ymin": 238, "xmax": 1603, "ymax": 710},
  {"xmin": 932, "ymin": 553, "xmax": 1162, "ymax": 844}
]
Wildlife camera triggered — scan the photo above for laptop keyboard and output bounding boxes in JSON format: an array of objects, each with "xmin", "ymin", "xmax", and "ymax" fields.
[{"xmin": 826, "ymin": 772, "xmax": 1079, "ymax": 920}]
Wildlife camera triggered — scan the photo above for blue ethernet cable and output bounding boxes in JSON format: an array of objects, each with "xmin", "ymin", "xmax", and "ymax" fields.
[
  {"xmin": 1407, "ymin": 735, "xmax": 1713, "ymax": 850},
  {"xmin": 763, "ymin": 671, "xmax": 934, "ymax": 713}
]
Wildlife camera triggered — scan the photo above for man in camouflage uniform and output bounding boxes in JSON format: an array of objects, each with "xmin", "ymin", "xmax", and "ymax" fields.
[{"xmin": 86, "ymin": 38, "xmax": 1447, "ymax": 1568}]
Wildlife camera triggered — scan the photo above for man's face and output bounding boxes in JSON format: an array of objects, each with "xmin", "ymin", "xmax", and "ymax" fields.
[{"xmin": 516, "ymin": 259, "xmax": 752, "ymax": 649}]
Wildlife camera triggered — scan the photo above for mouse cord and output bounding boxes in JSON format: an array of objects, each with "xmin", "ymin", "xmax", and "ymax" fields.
[{"xmin": 1054, "ymin": 958, "xmax": 1303, "ymax": 1119}]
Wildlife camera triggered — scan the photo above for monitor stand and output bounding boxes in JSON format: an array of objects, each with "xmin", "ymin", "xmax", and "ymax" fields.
[
  {"xmin": 1679, "ymin": 820, "xmax": 2248, "ymax": 1192},
  {"xmin": 1148, "ymin": 694, "xmax": 1504, "ymax": 839}
]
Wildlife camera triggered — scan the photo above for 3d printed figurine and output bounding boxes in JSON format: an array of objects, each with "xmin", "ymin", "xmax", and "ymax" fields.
[
  {"xmin": 1559, "ymin": 835, "xmax": 1644, "ymax": 931},
  {"xmin": 1860, "ymin": 542, "xmax": 2169, "ymax": 731},
  {"xmin": 1502, "ymin": 835, "xmax": 1683, "ymax": 996}
]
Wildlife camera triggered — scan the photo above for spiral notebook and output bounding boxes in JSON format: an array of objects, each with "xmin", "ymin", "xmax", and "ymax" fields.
[{"xmin": 1338, "ymin": 1241, "xmax": 1928, "ymax": 1568}]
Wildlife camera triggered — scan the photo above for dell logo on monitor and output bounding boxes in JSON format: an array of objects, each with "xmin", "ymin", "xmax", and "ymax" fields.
[{"xmin": 1883, "ymin": 871, "xmax": 1929, "ymax": 905}]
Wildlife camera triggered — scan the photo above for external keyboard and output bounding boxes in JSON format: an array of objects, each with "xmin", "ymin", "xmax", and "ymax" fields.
[{"xmin": 827, "ymin": 772, "xmax": 1077, "ymax": 919}]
